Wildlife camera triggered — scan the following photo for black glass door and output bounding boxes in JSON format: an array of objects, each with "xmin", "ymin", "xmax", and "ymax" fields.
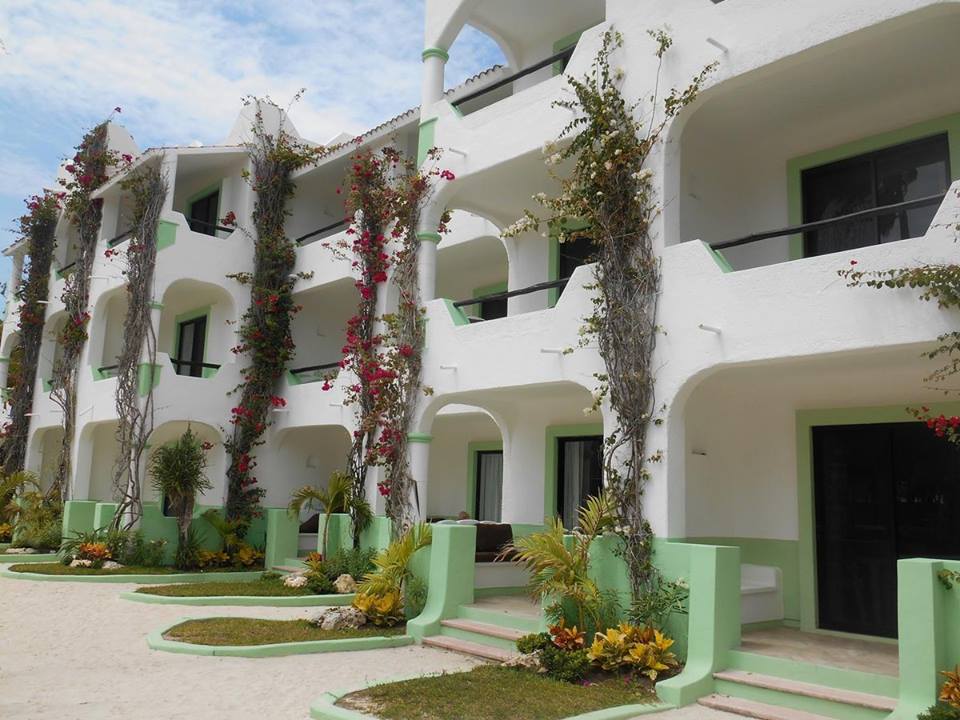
[
  {"xmin": 557, "ymin": 435, "xmax": 603, "ymax": 529},
  {"xmin": 189, "ymin": 191, "xmax": 219, "ymax": 236},
  {"xmin": 812, "ymin": 422, "xmax": 960, "ymax": 637},
  {"xmin": 557, "ymin": 234, "xmax": 594, "ymax": 300},
  {"xmin": 802, "ymin": 134, "xmax": 950, "ymax": 257},
  {"xmin": 175, "ymin": 316, "xmax": 207, "ymax": 377}
]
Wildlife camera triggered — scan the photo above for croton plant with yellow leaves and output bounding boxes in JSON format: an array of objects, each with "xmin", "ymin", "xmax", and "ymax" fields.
[{"xmin": 587, "ymin": 623, "xmax": 679, "ymax": 681}]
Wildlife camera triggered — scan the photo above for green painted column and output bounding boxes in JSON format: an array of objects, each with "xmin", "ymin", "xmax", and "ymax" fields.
[
  {"xmin": 62, "ymin": 500, "xmax": 97, "ymax": 539},
  {"xmin": 360, "ymin": 516, "xmax": 392, "ymax": 552},
  {"xmin": 407, "ymin": 523, "xmax": 477, "ymax": 639},
  {"xmin": 140, "ymin": 502, "xmax": 179, "ymax": 565},
  {"xmin": 264, "ymin": 508, "xmax": 299, "ymax": 570},
  {"xmin": 889, "ymin": 559, "xmax": 947, "ymax": 719},
  {"xmin": 658, "ymin": 543, "xmax": 741, "ymax": 707},
  {"xmin": 93, "ymin": 502, "xmax": 118, "ymax": 531}
]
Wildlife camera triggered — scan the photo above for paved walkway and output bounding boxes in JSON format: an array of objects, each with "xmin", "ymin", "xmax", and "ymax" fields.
[{"xmin": 0, "ymin": 574, "xmax": 738, "ymax": 719}]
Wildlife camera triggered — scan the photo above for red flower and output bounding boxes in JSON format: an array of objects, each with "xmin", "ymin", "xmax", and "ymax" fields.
[
  {"xmin": 372, "ymin": 271, "xmax": 388, "ymax": 283},
  {"xmin": 398, "ymin": 344, "xmax": 413, "ymax": 358},
  {"xmin": 440, "ymin": 169, "xmax": 456, "ymax": 181},
  {"xmin": 121, "ymin": 153, "xmax": 133, "ymax": 163},
  {"xmin": 849, "ymin": 259, "xmax": 858, "ymax": 266},
  {"xmin": 221, "ymin": 210, "xmax": 237, "ymax": 226},
  {"xmin": 65, "ymin": 164, "xmax": 76, "ymax": 173}
]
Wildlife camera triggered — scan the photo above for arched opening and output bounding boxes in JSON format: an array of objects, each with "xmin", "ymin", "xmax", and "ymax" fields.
[
  {"xmin": 80, "ymin": 420, "xmax": 120, "ymax": 502},
  {"xmin": 257, "ymin": 425, "xmax": 353, "ymax": 511},
  {"xmin": 38, "ymin": 311, "xmax": 67, "ymax": 390},
  {"xmin": 158, "ymin": 279, "xmax": 236, "ymax": 378},
  {"xmin": 666, "ymin": 4, "xmax": 960, "ymax": 270},
  {"xmin": 89, "ymin": 288, "xmax": 127, "ymax": 379},
  {"xmin": 27, "ymin": 426, "xmax": 65, "ymax": 493},
  {"xmin": 436, "ymin": 211, "xmax": 510, "ymax": 322},
  {"xmin": 145, "ymin": 421, "xmax": 226, "ymax": 508},
  {"xmin": 288, "ymin": 277, "xmax": 356, "ymax": 385}
]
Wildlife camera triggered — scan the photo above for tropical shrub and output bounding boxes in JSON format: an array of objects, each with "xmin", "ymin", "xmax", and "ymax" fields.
[
  {"xmin": 587, "ymin": 623, "xmax": 678, "ymax": 681},
  {"xmin": 513, "ymin": 628, "xmax": 590, "ymax": 683},
  {"xmin": 942, "ymin": 666, "xmax": 960, "ymax": 709},
  {"xmin": 149, "ymin": 428, "xmax": 212, "ymax": 569},
  {"xmin": 197, "ymin": 550, "xmax": 231, "ymax": 569},
  {"xmin": 123, "ymin": 533, "xmax": 167, "ymax": 567},
  {"xmin": 628, "ymin": 574, "xmax": 688, "ymax": 630},
  {"xmin": 354, "ymin": 589, "xmax": 404, "ymax": 627},
  {"xmin": 918, "ymin": 705, "xmax": 960, "ymax": 720},
  {"xmin": 1, "ymin": 470, "xmax": 62, "ymax": 549},
  {"xmin": 322, "ymin": 547, "xmax": 377, "ymax": 581},
  {"xmin": 0, "ymin": 523, "xmax": 12, "ymax": 542},
  {"xmin": 353, "ymin": 522, "xmax": 431, "ymax": 626},
  {"xmin": 76, "ymin": 542, "xmax": 111, "ymax": 567}
]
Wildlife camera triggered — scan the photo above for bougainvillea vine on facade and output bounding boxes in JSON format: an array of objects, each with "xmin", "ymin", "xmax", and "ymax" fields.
[{"xmin": 1, "ymin": 192, "xmax": 59, "ymax": 476}]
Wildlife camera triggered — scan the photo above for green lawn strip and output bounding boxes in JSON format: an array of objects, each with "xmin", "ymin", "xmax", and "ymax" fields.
[
  {"xmin": 8, "ymin": 563, "xmax": 259, "ymax": 576},
  {"xmin": 165, "ymin": 617, "xmax": 404, "ymax": 646},
  {"xmin": 136, "ymin": 579, "xmax": 312, "ymax": 597},
  {"xmin": 337, "ymin": 666, "xmax": 659, "ymax": 720}
]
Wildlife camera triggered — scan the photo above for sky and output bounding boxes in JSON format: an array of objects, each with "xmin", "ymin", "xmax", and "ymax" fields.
[{"xmin": 0, "ymin": 0, "xmax": 504, "ymax": 299}]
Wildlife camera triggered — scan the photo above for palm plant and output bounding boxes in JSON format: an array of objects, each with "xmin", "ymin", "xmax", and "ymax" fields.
[
  {"xmin": 358, "ymin": 522, "xmax": 432, "ymax": 597},
  {"xmin": 506, "ymin": 492, "xmax": 618, "ymax": 634},
  {"xmin": 288, "ymin": 471, "xmax": 372, "ymax": 557},
  {"xmin": 0, "ymin": 470, "xmax": 61, "ymax": 549},
  {"xmin": 149, "ymin": 427, "xmax": 212, "ymax": 569}
]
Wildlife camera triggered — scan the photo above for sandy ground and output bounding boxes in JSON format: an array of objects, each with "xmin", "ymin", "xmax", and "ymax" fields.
[{"xmin": 0, "ymin": 575, "xmax": 739, "ymax": 720}]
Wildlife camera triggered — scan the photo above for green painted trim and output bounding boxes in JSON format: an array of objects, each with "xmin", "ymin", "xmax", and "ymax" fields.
[
  {"xmin": 466, "ymin": 440, "xmax": 503, "ymax": 518},
  {"xmin": 461, "ymin": 281, "xmax": 508, "ymax": 320},
  {"xmin": 704, "ymin": 242, "xmax": 733, "ymax": 273},
  {"xmin": 156, "ymin": 219, "xmax": 178, "ymax": 251},
  {"xmin": 416, "ymin": 231, "xmax": 442, "ymax": 244},
  {"xmin": 147, "ymin": 618, "xmax": 413, "ymax": 658},
  {"xmin": 148, "ymin": 301, "xmax": 164, "ymax": 310},
  {"xmin": 41, "ymin": 378, "xmax": 52, "ymax": 393},
  {"xmin": 726, "ymin": 648, "xmax": 898, "ymax": 697},
  {"xmin": 407, "ymin": 524, "xmax": 475, "ymax": 639},
  {"xmin": 552, "ymin": 28, "xmax": 588, "ymax": 76},
  {"xmin": 407, "ymin": 432, "xmax": 433, "ymax": 444},
  {"xmin": 1, "ymin": 566, "xmax": 264, "ymax": 584},
  {"xmin": 137, "ymin": 362, "xmax": 162, "ymax": 397},
  {"xmin": 544, "ymin": 423, "xmax": 603, "ymax": 521},
  {"xmin": 786, "ymin": 111, "xmax": 960, "ymax": 260},
  {"xmin": 0, "ymin": 552, "xmax": 59, "ymax": 564},
  {"xmin": 795, "ymin": 401, "xmax": 960, "ymax": 634},
  {"xmin": 286, "ymin": 369, "xmax": 302, "ymax": 386},
  {"xmin": 0, "ymin": 356, "xmax": 8, "ymax": 363},
  {"xmin": 120, "ymin": 591, "xmax": 355, "ymax": 607},
  {"xmin": 421, "ymin": 47, "xmax": 449, "ymax": 63},
  {"xmin": 441, "ymin": 298, "xmax": 471, "ymax": 326},
  {"xmin": 417, "ymin": 118, "xmax": 437, "ymax": 167}
]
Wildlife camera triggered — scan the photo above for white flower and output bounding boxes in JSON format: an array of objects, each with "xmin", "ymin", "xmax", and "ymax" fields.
[
  {"xmin": 604, "ymin": 161, "xmax": 613, "ymax": 171},
  {"xmin": 545, "ymin": 153, "xmax": 562, "ymax": 166},
  {"xmin": 614, "ymin": 149, "xmax": 622, "ymax": 156},
  {"xmin": 532, "ymin": 192, "xmax": 547, "ymax": 203},
  {"xmin": 283, "ymin": 574, "xmax": 308, "ymax": 588},
  {"xmin": 614, "ymin": 68, "xmax": 625, "ymax": 81},
  {"xmin": 542, "ymin": 140, "xmax": 557, "ymax": 155}
]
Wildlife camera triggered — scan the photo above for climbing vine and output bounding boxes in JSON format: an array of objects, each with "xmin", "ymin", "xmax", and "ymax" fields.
[
  {"xmin": 504, "ymin": 30, "xmax": 714, "ymax": 598},
  {"xmin": 111, "ymin": 161, "xmax": 167, "ymax": 529},
  {"xmin": 224, "ymin": 98, "xmax": 322, "ymax": 533},
  {"xmin": 50, "ymin": 119, "xmax": 128, "ymax": 501},
  {"xmin": 2, "ymin": 192, "xmax": 59, "ymax": 476}
]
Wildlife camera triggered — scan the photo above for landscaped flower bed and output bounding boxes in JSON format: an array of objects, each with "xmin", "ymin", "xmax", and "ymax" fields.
[
  {"xmin": 135, "ymin": 576, "xmax": 317, "ymax": 597},
  {"xmin": 334, "ymin": 665, "xmax": 660, "ymax": 720},
  {"xmin": 6, "ymin": 562, "xmax": 258, "ymax": 576},
  {"xmin": 164, "ymin": 617, "xmax": 404, "ymax": 646}
]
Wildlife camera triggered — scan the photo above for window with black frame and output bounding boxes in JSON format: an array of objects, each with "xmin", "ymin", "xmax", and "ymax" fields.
[
  {"xmin": 801, "ymin": 134, "xmax": 950, "ymax": 258},
  {"xmin": 474, "ymin": 450, "xmax": 503, "ymax": 522},
  {"xmin": 557, "ymin": 435, "xmax": 603, "ymax": 529},
  {"xmin": 188, "ymin": 189, "xmax": 219, "ymax": 236},
  {"xmin": 556, "ymin": 233, "xmax": 595, "ymax": 301},
  {"xmin": 175, "ymin": 315, "xmax": 207, "ymax": 377}
]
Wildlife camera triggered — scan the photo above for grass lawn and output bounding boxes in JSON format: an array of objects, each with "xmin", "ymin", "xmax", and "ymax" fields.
[
  {"xmin": 136, "ymin": 578, "xmax": 314, "ymax": 597},
  {"xmin": 8, "ymin": 563, "xmax": 259, "ymax": 576},
  {"xmin": 165, "ymin": 618, "xmax": 404, "ymax": 646},
  {"xmin": 338, "ymin": 665, "xmax": 658, "ymax": 720}
]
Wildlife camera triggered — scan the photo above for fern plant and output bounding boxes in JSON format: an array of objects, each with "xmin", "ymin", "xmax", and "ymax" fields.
[{"xmin": 288, "ymin": 471, "xmax": 372, "ymax": 557}]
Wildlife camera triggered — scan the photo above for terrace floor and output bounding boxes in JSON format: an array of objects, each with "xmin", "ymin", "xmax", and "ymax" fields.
[{"xmin": 740, "ymin": 626, "xmax": 899, "ymax": 677}]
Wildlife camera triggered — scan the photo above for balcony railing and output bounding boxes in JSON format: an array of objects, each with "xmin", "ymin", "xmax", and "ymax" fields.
[
  {"xmin": 107, "ymin": 230, "xmax": 133, "ymax": 248},
  {"xmin": 294, "ymin": 219, "xmax": 350, "ymax": 246},
  {"xmin": 186, "ymin": 218, "xmax": 236, "ymax": 237},
  {"xmin": 452, "ymin": 277, "xmax": 570, "ymax": 322},
  {"xmin": 97, "ymin": 364, "xmax": 119, "ymax": 379},
  {"xmin": 451, "ymin": 45, "xmax": 576, "ymax": 111},
  {"xmin": 289, "ymin": 361, "xmax": 340, "ymax": 383},
  {"xmin": 57, "ymin": 261, "xmax": 78, "ymax": 279},
  {"xmin": 710, "ymin": 193, "xmax": 947, "ymax": 251},
  {"xmin": 170, "ymin": 358, "xmax": 222, "ymax": 377}
]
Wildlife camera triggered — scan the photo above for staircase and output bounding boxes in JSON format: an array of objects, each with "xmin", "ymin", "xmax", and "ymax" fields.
[
  {"xmin": 699, "ymin": 649, "xmax": 899, "ymax": 720},
  {"xmin": 273, "ymin": 557, "xmax": 309, "ymax": 574},
  {"xmin": 421, "ymin": 596, "xmax": 539, "ymax": 662}
]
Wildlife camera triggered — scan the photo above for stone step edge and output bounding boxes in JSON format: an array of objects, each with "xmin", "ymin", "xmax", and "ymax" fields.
[
  {"xmin": 698, "ymin": 693, "xmax": 834, "ymax": 720},
  {"xmin": 714, "ymin": 669, "xmax": 897, "ymax": 712},
  {"xmin": 421, "ymin": 635, "xmax": 516, "ymax": 663},
  {"xmin": 440, "ymin": 618, "xmax": 526, "ymax": 642}
]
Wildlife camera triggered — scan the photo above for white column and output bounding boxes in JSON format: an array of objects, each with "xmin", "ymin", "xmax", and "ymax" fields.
[
  {"xmin": 421, "ymin": 48, "xmax": 448, "ymax": 108},
  {"xmin": 5, "ymin": 251, "xmax": 25, "ymax": 309},
  {"xmin": 417, "ymin": 233, "xmax": 441, "ymax": 302},
  {"xmin": 159, "ymin": 154, "xmax": 178, "ymax": 214},
  {"xmin": 408, "ymin": 433, "xmax": 432, "ymax": 520}
]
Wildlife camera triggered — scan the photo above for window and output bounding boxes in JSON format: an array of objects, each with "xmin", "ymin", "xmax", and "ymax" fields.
[
  {"xmin": 188, "ymin": 189, "xmax": 219, "ymax": 236},
  {"xmin": 557, "ymin": 435, "xmax": 603, "ymax": 529},
  {"xmin": 175, "ymin": 315, "xmax": 207, "ymax": 377},
  {"xmin": 474, "ymin": 450, "xmax": 503, "ymax": 522},
  {"xmin": 801, "ymin": 134, "xmax": 950, "ymax": 257},
  {"xmin": 555, "ymin": 234, "xmax": 595, "ymax": 303}
]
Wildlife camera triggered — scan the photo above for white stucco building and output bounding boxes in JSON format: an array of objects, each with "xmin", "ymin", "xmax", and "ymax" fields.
[{"xmin": 3, "ymin": 0, "xmax": 960, "ymax": 693}]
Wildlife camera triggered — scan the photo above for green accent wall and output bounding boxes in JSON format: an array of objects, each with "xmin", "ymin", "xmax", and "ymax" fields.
[
  {"xmin": 466, "ymin": 440, "xmax": 503, "ymax": 518},
  {"xmin": 137, "ymin": 363, "xmax": 162, "ymax": 397},
  {"xmin": 786, "ymin": 111, "xmax": 960, "ymax": 260},
  {"xmin": 441, "ymin": 298, "xmax": 471, "ymax": 326},
  {"xmin": 407, "ymin": 432, "xmax": 433, "ymax": 444},
  {"xmin": 543, "ymin": 423, "xmax": 603, "ymax": 521},
  {"xmin": 795, "ymin": 401, "xmax": 960, "ymax": 634},
  {"xmin": 417, "ymin": 119, "xmax": 437, "ymax": 167},
  {"xmin": 156, "ymin": 219, "xmax": 178, "ymax": 251},
  {"xmin": 62, "ymin": 500, "xmax": 97, "ymax": 538},
  {"xmin": 552, "ymin": 28, "xmax": 588, "ymax": 75}
]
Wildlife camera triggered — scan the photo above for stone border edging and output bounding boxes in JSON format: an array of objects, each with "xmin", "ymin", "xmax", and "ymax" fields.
[
  {"xmin": 147, "ymin": 617, "xmax": 414, "ymax": 658},
  {"xmin": 0, "ymin": 552, "xmax": 60, "ymax": 564},
  {"xmin": 121, "ymin": 590, "xmax": 356, "ymax": 607},
  {"xmin": 309, "ymin": 674, "xmax": 673, "ymax": 720},
  {"xmin": 0, "ymin": 566, "xmax": 264, "ymax": 584}
]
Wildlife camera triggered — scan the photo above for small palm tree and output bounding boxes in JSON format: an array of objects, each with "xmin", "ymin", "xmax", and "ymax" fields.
[
  {"xmin": 505, "ymin": 492, "xmax": 617, "ymax": 633},
  {"xmin": 288, "ymin": 471, "xmax": 372, "ymax": 557},
  {"xmin": 149, "ymin": 427, "xmax": 212, "ymax": 569},
  {"xmin": 358, "ymin": 522, "xmax": 432, "ymax": 597}
]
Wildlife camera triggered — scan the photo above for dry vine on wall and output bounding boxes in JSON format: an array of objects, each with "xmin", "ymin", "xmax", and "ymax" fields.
[
  {"xmin": 50, "ymin": 120, "xmax": 128, "ymax": 501},
  {"xmin": 111, "ymin": 162, "xmax": 167, "ymax": 528},
  {"xmin": 2, "ymin": 193, "xmax": 59, "ymax": 476},
  {"xmin": 505, "ymin": 30, "xmax": 714, "ymax": 598}
]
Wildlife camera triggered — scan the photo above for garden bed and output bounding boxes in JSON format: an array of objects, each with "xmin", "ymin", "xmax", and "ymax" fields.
[
  {"xmin": 123, "ymin": 577, "xmax": 355, "ymax": 606},
  {"xmin": 1, "ymin": 564, "xmax": 264, "ymax": 584},
  {"xmin": 149, "ymin": 617, "xmax": 412, "ymax": 657},
  {"xmin": 325, "ymin": 666, "xmax": 665, "ymax": 720}
]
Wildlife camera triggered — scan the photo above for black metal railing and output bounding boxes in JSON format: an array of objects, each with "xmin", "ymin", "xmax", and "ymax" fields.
[
  {"xmin": 711, "ymin": 193, "xmax": 947, "ymax": 251},
  {"xmin": 169, "ymin": 358, "xmax": 222, "ymax": 376},
  {"xmin": 187, "ymin": 218, "xmax": 236, "ymax": 236},
  {"xmin": 289, "ymin": 361, "xmax": 341, "ymax": 375},
  {"xmin": 294, "ymin": 219, "xmax": 351, "ymax": 246},
  {"xmin": 97, "ymin": 364, "xmax": 119, "ymax": 377},
  {"xmin": 58, "ymin": 261, "xmax": 78, "ymax": 276},
  {"xmin": 452, "ymin": 45, "xmax": 576, "ymax": 109},
  {"xmin": 452, "ymin": 277, "xmax": 570, "ymax": 322},
  {"xmin": 107, "ymin": 230, "xmax": 133, "ymax": 248}
]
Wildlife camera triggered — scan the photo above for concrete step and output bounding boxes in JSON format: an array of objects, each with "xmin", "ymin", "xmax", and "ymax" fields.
[
  {"xmin": 441, "ymin": 618, "xmax": 526, "ymax": 642},
  {"xmin": 455, "ymin": 603, "xmax": 541, "ymax": 633},
  {"xmin": 699, "ymin": 694, "xmax": 833, "ymax": 720},
  {"xmin": 421, "ymin": 635, "xmax": 516, "ymax": 662},
  {"xmin": 714, "ymin": 671, "xmax": 897, "ymax": 713},
  {"xmin": 272, "ymin": 565, "xmax": 304, "ymax": 574}
]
